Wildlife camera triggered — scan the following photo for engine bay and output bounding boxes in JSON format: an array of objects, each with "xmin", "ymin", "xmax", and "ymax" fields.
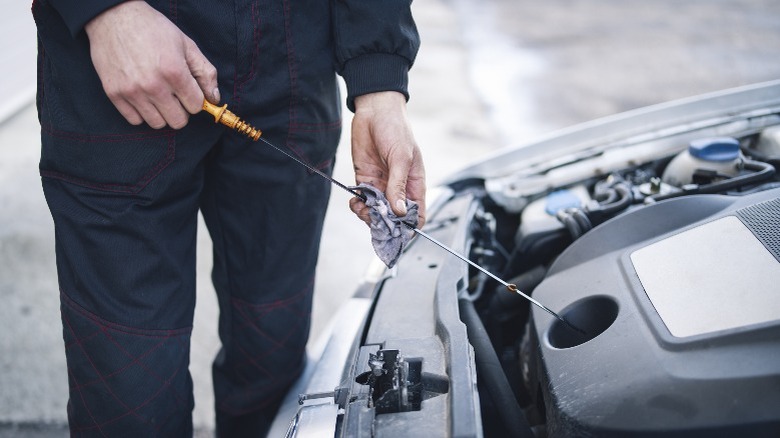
[
  {"xmin": 459, "ymin": 121, "xmax": 780, "ymax": 436},
  {"xmin": 305, "ymin": 87, "xmax": 780, "ymax": 438}
]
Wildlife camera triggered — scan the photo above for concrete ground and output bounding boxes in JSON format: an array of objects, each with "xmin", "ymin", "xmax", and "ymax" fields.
[{"xmin": 2, "ymin": 0, "xmax": 779, "ymax": 435}]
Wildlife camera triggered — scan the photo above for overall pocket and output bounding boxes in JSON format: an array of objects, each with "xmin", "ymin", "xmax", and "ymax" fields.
[
  {"xmin": 39, "ymin": 128, "xmax": 176, "ymax": 194},
  {"xmin": 35, "ymin": 0, "xmax": 178, "ymax": 194}
]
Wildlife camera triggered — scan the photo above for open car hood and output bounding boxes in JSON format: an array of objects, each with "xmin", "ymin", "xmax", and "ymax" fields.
[{"xmin": 272, "ymin": 80, "xmax": 780, "ymax": 437}]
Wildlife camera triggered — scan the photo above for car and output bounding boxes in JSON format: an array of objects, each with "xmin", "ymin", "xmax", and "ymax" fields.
[{"xmin": 268, "ymin": 80, "xmax": 780, "ymax": 437}]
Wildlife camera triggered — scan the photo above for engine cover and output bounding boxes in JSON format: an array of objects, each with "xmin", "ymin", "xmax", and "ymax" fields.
[{"xmin": 527, "ymin": 188, "xmax": 780, "ymax": 437}]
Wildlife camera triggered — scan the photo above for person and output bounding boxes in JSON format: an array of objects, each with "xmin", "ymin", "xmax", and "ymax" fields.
[{"xmin": 32, "ymin": 0, "xmax": 426, "ymax": 435}]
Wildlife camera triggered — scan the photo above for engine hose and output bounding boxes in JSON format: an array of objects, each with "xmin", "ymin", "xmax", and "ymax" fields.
[
  {"xmin": 650, "ymin": 159, "xmax": 776, "ymax": 202},
  {"xmin": 595, "ymin": 187, "xmax": 619, "ymax": 205},
  {"xmin": 458, "ymin": 299, "xmax": 535, "ymax": 438},
  {"xmin": 556, "ymin": 210, "xmax": 582, "ymax": 240},
  {"xmin": 570, "ymin": 209, "xmax": 593, "ymax": 233},
  {"xmin": 593, "ymin": 183, "xmax": 632, "ymax": 216},
  {"xmin": 741, "ymin": 146, "xmax": 780, "ymax": 168}
]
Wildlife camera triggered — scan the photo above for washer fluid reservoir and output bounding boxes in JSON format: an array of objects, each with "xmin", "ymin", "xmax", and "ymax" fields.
[{"xmin": 662, "ymin": 137, "xmax": 742, "ymax": 187}]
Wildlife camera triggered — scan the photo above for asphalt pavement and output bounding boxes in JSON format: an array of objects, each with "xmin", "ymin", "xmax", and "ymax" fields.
[{"xmin": 2, "ymin": 0, "xmax": 780, "ymax": 435}]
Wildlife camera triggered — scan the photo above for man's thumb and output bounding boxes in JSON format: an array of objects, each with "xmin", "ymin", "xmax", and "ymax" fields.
[{"xmin": 387, "ymin": 166, "xmax": 410, "ymax": 217}]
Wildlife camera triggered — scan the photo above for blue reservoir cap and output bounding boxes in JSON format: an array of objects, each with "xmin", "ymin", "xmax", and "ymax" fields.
[
  {"xmin": 688, "ymin": 137, "xmax": 740, "ymax": 162},
  {"xmin": 545, "ymin": 189, "xmax": 581, "ymax": 215}
]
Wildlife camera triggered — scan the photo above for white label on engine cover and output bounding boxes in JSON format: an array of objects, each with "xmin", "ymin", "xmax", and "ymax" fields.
[{"xmin": 631, "ymin": 215, "xmax": 780, "ymax": 338}]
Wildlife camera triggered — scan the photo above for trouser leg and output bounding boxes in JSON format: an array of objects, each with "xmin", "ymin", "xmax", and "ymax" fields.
[
  {"xmin": 35, "ymin": 0, "xmax": 342, "ymax": 434},
  {"xmin": 199, "ymin": 128, "xmax": 334, "ymax": 437},
  {"xmin": 58, "ymin": 290, "xmax": 194, "ymax": 437},
  {"xmin": 41, "ymin": 117, "xmax": 218, "ymax": 436}
]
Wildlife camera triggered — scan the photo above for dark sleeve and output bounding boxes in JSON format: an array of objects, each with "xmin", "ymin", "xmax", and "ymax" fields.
[
  {"xmin": 47, "ymin": 0, "xmax": 127, "ymax": 37},
  {"xmin": 332, "ymin": 0, "xmax": 420, "ymax": 112}
]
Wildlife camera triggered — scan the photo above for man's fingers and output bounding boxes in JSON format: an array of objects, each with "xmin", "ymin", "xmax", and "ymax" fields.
[
  {"xmin": 185, "ymin": 38, "xmax": 220, "ymax": 106},
  {"xmin": 407, "ymin": 174, "xmax": 426, "ymax": 229},
  {"xmin": 118, "ymin": 84, "xmax": 179, "ymax": 129},
  {"xmin": 349, "ymin": 197, "xmax": 371, "ymax": 225},
  {"xmin": 154, "ymin": 96, "xmax": 190, "ymax": 129},
  {"xmin": 111, "ymin": 98, "xmax": 144, "ymax": 126},
  {"xmin": 123, "ymin": 97, "xmax": 167, "ymax": 129},
  {"xmin": 170, "ymin": 70, "xmax": 205, "ymax": 116}
]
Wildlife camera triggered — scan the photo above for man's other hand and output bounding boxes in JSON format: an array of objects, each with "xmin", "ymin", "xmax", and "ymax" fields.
[{"xmin": 349, "ymin": 91, "xmax": 426, "ymax": 229}]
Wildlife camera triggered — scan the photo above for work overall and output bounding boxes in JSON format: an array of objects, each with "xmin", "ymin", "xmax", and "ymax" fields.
[{"xmin": 33, "ymin": 1, "xmax": 341, "ymax": 435}]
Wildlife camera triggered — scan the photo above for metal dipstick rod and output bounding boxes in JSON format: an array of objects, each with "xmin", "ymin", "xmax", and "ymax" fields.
[
  {"xmin": 404, "ymin": 223, "xmax": 582, "ymax": 333},
  {"xmin": 202, "ymin": 99, "xmax": 583, "ymax": 334},
  {"xmin": 202, "ymin": 100, "xmax": 366, "ymax": 201}
]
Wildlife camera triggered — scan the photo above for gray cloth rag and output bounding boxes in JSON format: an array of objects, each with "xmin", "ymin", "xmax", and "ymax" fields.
[{"xmin": 353, "ymin": 183, "xmax": 419, "ymax": 268}]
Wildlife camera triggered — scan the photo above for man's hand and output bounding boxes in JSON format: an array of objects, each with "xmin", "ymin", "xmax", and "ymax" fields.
[
  {"xmin": 84, "ymin": 0, "xmax": 219, "ymax": 129},
  {"xmin": 349, "ymin": 91, "xmax": 426, "ymax": 229}
]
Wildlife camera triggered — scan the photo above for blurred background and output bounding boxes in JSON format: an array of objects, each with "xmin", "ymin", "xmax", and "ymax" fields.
[{"xmin": 2, "ymin": 0, "xmax": 779, "ymax": 435}]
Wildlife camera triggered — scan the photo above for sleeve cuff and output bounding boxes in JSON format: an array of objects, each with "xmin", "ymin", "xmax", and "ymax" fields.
[
  {"xmin": 341, "ymin": 53, "xmax": 411, "ymax": 113},
  {"xmin": 49, "ymin": 0, "xmax": 128, "ymax": 37}
]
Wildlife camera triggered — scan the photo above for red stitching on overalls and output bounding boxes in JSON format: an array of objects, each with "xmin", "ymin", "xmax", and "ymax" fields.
[
  {"xmin": 233, "ymin": 0, "xmax": 261, "ymax": 112},
  {"xmin": 283, "ymin": 0, "xmax": 299, "ymax": 153},
  {"xmin": 66, "ymin": 332, "xmax": 171, "ymax": 391},
  {"xmin": 41, "ymin": 124, "xmax": 174, "ymax": 142},
  {"xmin": 232, "ymin": 298, "xmax": 308, "ymax": 351},
  {"xmin": 62, "ymin": 301, "xmax": 190, "ymax": 395},
  {"xmin": 62, "ymin": 313, "xmax": 147, "ymax": 428},
  {"xmin": 61, "ymin": 290, "xmax": 191, "ymax": 432},
  {"xmin": 169, "ymin": 0, "xmax": 177, "ymax": 24},
  {"xmin": 280, "ymin": 6, "xmax": 339, "ymax": 174},
  {"xmin": 60, "ymin": 290, "xmax": 193, "ymax": 337},
  {"xmin": 99, "ymin": 328, "xmax": 190, "ymax": 409},
  {"xmin": 40, "ymin": 132, "xmax": 176, "ymax": 194},
  {"xmin": 66, "ymin": 366, "xmax": 106, "ymax": 436},
  {"xmin": 226, "ymin": 277, "xmax": 312, "ymax": 373},
  {"xmin": 67, "ymin": 365, "xmax": 184, "ymax": 432},
  {"xmin": 227, "ymin": 275, "xmax": 312, "ymax": 311}
]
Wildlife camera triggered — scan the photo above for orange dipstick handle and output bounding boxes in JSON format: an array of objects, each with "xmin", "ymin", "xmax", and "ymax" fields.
[{"xmin": 202, "ymin": 99, "xmax": 262, "ymax": 141}]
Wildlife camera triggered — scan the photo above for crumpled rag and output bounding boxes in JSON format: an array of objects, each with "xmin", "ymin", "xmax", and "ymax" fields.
[{"xmin": 353, "ymin": 183, "xmax": 419, "ymax": 268}]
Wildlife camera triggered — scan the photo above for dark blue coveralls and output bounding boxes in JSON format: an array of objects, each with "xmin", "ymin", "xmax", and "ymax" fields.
[{"xmin": 32, "ymin": 0, "xmax": 418, "ymax": 435}]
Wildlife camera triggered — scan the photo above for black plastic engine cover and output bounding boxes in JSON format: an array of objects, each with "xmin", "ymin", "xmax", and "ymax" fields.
[{"xmin": 527, "ymin": 188, "xmax": 780, "ymax": 437}]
